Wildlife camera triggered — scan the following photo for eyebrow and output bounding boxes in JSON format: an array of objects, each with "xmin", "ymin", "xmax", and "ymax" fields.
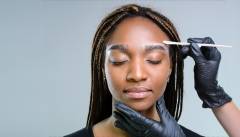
[
  {"xmin": 107, "ymin": 43, "xmax": 168, "ymax": 53},
  {"xmin": 107, "ymin": 44, "xmax": 128, "ymax": 53},
  {"xmin": 145, "ymin": 44, "xmax": 168, "ymax": 52}
]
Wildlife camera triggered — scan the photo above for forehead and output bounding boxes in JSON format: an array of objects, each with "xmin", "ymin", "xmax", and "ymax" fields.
[{"xmin": 107, "ymin": 16, "xmax": 169, "ymax": 46}]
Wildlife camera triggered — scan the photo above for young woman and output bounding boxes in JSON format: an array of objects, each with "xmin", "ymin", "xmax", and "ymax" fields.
[{"xmin": 65, "ymin": 4, "xmax": 240, "ymax": 137}]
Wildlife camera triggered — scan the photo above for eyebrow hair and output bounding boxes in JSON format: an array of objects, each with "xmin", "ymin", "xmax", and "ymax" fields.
[
  {"xmin": 107, "ymin": 44, "xmax": 128, "ymax": 53},
  {"xmin": 107, "ymin": 43, "xmax": 168, "ymax": 53},
  {"xmin": 145, "ymin": 44, "xmax": 168, "ymax": 52}
]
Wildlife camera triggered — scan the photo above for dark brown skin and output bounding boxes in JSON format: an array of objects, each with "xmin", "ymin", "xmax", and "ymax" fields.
[{"xmin": 93, "ymin": 16, "xmax": 172, "ymax": 137}]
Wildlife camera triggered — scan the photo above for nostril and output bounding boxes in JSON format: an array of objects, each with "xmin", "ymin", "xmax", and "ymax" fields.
[{"xmin": 126, "ymin": 70, "xmax": 147, "ymax": 82}]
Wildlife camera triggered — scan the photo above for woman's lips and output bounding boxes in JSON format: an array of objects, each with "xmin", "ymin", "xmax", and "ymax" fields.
[{"xmin": 123, "ymin": 87, "xmax": 152, "ymax": 99}]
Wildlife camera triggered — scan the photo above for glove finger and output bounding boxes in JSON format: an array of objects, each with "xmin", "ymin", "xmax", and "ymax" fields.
[
  {"xmin": 187, "ymin": 37, "xmax": 205, "ymax": 43},
  {"xmin": 188, "ymin": 37, "xmax": 214, "ymax": 44},
  {"xmin": 200, "ymin": 46, "xmax": 213, "ymax": 60},
  {"xmin": 210, "ymin": 47, "xmax": 221, "ymax": 61},
  {"xmin": 180, "ymin": 46, "xmax": 189, "ymax": 59},
  {"xmin": 114, "ymin": 103, "xmax": 148, "ymax": 127},
  {"xmin": 202, "ymin": 37, "xmax": 221, "ymax": 61},
  {"xmin": 202, "ymin": 37, "xmax": 215, "ymax": 44},
  {"xmin": 200, "ymin": 46, "xmax": 221, "ymax": 61},
  {"xmin": 115, "ymin": 102, "xmax": 159, "ymax": 128},
  {"xmin": 200, "ymin": 37, "xmax": 215, "ymax": 60},
  {"xmin": 114, "ymin": 111, "xmax": 146, "ymax": 133},
  {"xmin": 113, "ymin": 111, "xmax": 139, "ymax": 132},
  {"xmin": 156, "ymin": 96, "xmax": 168, "ymax": 124},
  {"xmin": 115, "ymin": 102, "xmax": 143, "ymax": 122},
  {"xmin": 188, "ymin": 42, "xmax": 206, "ymax": 63},
  {"xmin": 157, "ymin": 96, "xmax": 167, "ymax": 112},
  {"xmin": 115, "ymin": 110, "xmax": 161, "ymax": 137}
]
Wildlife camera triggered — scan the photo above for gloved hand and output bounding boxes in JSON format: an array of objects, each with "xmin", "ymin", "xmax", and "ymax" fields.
[
  {"xmin": 181, "ymin": 37, "xmax": 232, "ymax": 108},
  {"xmin": 113, "ymin": 96, "xmax": 186, "ymax": 137}
]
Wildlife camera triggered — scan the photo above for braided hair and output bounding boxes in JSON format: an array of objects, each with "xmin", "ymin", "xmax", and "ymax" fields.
[{"xmin": 87, "ymin": 4, "xmax": 184, "ymax": 127}]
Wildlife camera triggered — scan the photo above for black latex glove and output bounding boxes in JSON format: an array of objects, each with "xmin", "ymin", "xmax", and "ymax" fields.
[
  {"xmin": 181, "ymin": 37, "xmax": 232, "ymax": 108},
  {"xmin": 113, "ymin": 96, "xmax": 186, "ymax": 137}
]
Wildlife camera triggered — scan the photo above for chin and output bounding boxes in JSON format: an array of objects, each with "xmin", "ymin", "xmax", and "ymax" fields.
[{"xmin": 124, "ymin": 99, "xmax": 156, "ymax": 112}]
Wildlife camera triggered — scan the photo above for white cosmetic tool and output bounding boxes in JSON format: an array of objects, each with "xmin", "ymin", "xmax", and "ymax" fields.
[{"xmin": 163, "ymin": 41, "xmax": 232, "ymax": 48}]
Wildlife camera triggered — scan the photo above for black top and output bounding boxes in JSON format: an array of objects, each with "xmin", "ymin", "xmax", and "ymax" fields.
[{"xmin": 64, "ymin": 125, "xmax": 204, "ymax": 137}]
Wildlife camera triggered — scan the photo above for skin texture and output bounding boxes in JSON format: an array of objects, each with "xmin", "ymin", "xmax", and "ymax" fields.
[
  {"xmin": 105, "ymin": 16, "xmax": 171, "ymax": 113},
  {"xmin": 213, "ymin": 101, "xmax": 240, "ymax": 137},
  {"xmin": 93, "ymin": 17, "xmax": 172, "ymax": 137}
]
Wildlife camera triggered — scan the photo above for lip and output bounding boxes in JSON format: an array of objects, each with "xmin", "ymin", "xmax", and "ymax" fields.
[{"xmin": 123, "ymin": 86, "xmax": 152, "ymax": 99}]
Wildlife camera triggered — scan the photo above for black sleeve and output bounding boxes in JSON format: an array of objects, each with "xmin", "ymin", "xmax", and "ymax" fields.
[
  {"xmin": 180, "ymin": 125, "xmax": 205, "ymax": 137},
  {"xmin": 64, "ymin": 127, "xmax": 93, "ymax": 137},
  {"xmin": 64, "ymin": 125, "xmax": 204, "ymax": 137}
]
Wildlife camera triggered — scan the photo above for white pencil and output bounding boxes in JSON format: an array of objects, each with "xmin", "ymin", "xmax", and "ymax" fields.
[{"xmin": 163, "ymin": 40, "xmax": 232, "ymax": 48}]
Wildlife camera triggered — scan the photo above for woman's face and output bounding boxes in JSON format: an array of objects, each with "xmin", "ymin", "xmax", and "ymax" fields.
[{"xmin": 104, "ymin": 17, "xmax": 172, "ymax": 112}]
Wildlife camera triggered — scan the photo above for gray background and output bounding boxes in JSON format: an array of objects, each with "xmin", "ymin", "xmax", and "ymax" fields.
[{"xmin": 0, "ymin": 0, "xmax": 239, "ymax": 137}]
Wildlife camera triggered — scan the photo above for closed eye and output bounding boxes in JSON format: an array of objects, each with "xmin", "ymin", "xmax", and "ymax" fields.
[
  {"xmin": 111, "ymin": 60, "xmax": 128, "ymax": 66},
  {"xmin": 147, "ymin": 60, "xmax": 161, "ymax": 64}
]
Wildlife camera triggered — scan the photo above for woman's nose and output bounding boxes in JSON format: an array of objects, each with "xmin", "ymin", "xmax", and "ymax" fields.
[{"xmin": 126, "ymin": 60, "xmax": 147, "ymax": 82}]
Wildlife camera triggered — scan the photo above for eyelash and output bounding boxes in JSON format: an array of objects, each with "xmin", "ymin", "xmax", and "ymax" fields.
[
  {"xmin": 111, "ymin": 60, "xmax": 161, "ymax": 65},
  {"xmin": 111, "ymin": 60, "xmax": 127, "ymax": 65},
  {"xmin": 147, "ymin": 60, "xmax": 161, "ymax": 65}
]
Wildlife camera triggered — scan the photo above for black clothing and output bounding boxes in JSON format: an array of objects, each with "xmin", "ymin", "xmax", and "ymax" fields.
[{"xmin": 64, "ymin": 125, "xmax": 204, "ymax": 137}]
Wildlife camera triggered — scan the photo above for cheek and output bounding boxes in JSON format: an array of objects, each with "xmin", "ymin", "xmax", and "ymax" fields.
[
  {"xmin": 152, "ymin": 72, "xmax": 169, "ymax": 92},
  {"xmin": 149, "ymin": 61, "xmax": 171, "ymax": 96},
  {"xmin": 105, "ymin": 64, "xmax": 126, "ymax": 99}
]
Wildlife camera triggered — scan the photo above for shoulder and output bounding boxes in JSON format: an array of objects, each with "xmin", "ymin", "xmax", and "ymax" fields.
[
  {"xmin": 180, "ymin": 125, "xmax": 205, "ymax": 137},
  {"xmin": 64, "ymin": 127, "xmax": 94, "ymax": 137}
]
